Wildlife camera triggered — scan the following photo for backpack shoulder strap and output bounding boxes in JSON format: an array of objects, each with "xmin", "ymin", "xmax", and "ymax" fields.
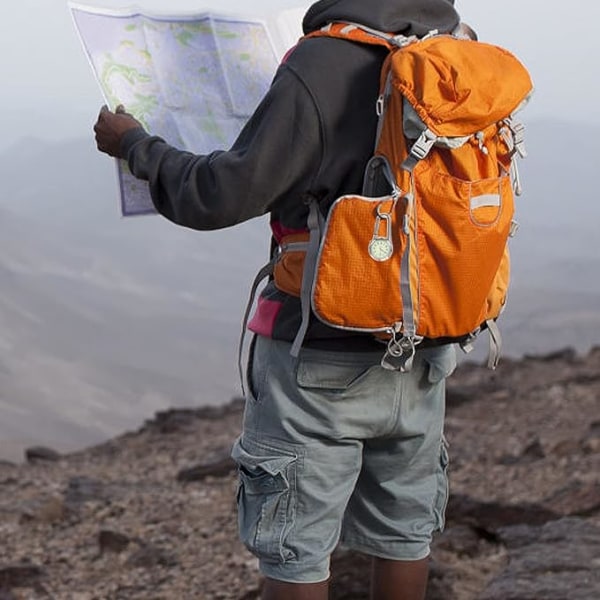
[{"xmin": 304, "ymin": 22, "xmax": 421, "ymax": 50}]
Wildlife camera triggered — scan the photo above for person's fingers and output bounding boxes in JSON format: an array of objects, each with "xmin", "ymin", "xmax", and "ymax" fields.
[{"xmin": 115, "ymin": 104, "xmax": 126, "ymax": 114}]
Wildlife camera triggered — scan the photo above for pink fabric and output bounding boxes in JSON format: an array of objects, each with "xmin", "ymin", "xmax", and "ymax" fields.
[
  {"xmin": 248, "ymin": 296, "xmax": 283, "ymax": 337},
  {"xmin": 281, "ymin": 44, "xmax": 298, "ymax": 65},
  {"xmin": 271, "ymin": 220, "xmax": 307, "ymax": 244}
]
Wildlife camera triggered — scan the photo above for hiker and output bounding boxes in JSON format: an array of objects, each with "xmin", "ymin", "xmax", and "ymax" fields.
[{"xmin": 94, "ymin": 1, "xmax": 466, "ymax": 598}]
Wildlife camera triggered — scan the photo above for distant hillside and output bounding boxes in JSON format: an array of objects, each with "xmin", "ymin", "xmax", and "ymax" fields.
[
  {"xmin": 0, "ymin": 137, "xmax": 269, "ymax": 459},
  {"xmin": 0, "ymin": 119, "xmax": 598, "ymax": 459},
  {"xmin": 500, "ymin": 118, "xmax": 600, "ymax": 357}
]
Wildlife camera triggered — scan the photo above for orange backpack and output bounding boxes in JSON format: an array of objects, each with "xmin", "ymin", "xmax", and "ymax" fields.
[{"xmin": 260, "ymin": 23, "xmax": 533, "ymax": 371}]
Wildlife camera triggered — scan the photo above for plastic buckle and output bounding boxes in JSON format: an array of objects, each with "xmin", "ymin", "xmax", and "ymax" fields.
[
  {"xmin": 421, "ymin": 29, "xmax": 439, "ymax": 41},
  {"xmin": 510, "ymin": 122, "xmax": 527, "ymax": 158},
  {"xmin": 391, "ymin": 34, "xmax": 417, "ymax": 48},
  {"xmin": 410, "ymin": 130, "xmax": 436, "ymax": 161}
]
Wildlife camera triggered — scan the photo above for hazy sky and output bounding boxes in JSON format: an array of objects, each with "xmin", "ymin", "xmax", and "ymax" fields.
[{"xmin": 0, "ymin": 0, "xmax": 596, "ymax": 151}]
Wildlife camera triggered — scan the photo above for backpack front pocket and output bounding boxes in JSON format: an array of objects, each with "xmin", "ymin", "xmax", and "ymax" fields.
[
  {"xmin": 311, "ymin": 194, "xmax": 407, "ymax": 333},
  {"xmin": 413, "ymin": 172, "xmax": 514, "ymax": 338}
]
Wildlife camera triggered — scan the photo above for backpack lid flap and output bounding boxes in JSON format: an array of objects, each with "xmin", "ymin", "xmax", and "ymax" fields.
[{"xmin": 392, "ymin": 36, "xmax": 534, "ymax": 137}]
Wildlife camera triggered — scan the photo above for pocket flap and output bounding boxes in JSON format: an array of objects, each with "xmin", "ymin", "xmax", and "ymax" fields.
[
  {"xmin": 296, "ymin": 359, "xmax": 373, "ymax": 390},
  {"xmin": 231, "ymin": 437, "xmax": 297, "ymax": 488}
]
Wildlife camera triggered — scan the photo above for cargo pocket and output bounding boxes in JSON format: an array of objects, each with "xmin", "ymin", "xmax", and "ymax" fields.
[
  {"xmin": 433, "ymin": 438, "xmax": 450, "ymax": 532},
  {"xmin": 231, "ymin": 436, "xmax": 298, "ymax": 563}
]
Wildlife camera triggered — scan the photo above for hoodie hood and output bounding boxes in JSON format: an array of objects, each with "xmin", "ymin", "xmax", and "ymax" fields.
[{"xmin": 303, "ymin": 0, "xmax": 460, "ymax": 37}]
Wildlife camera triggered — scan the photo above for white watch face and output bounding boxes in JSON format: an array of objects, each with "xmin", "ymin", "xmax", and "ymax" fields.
[{"xmin": 368, "ymin": 238, "xmax": 393, "ymax": 261}]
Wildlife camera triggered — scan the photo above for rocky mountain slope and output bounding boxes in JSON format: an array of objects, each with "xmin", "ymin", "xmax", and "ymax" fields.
[{"xmin": 1, "ymin": 346, "xmax": 599, "ymax": 599}]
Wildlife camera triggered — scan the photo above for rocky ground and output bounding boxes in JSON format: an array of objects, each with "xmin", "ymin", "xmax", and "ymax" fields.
[{"xmin": 0, "ymin": 347, "xmax": 599, "ymax": 599}]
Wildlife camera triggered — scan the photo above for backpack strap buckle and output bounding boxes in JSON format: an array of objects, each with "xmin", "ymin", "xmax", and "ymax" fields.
[
  {"xmin": 506, "ymin": 120, "xmax": 527, "ymax": 158},
  {"xmin": 409, "ymin": 129, "xmax": 437, "ymax": 161}
]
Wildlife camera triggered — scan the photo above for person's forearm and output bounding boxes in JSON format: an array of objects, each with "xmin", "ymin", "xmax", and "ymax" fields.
[{"xmin": 120, "ymin": 66, "xmax": 323, "ymax": 231}]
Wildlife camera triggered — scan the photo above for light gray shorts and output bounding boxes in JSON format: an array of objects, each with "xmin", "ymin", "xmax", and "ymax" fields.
[{"xmin": 231, "ymin": 335, "xmax": 456, "ymax": 584}]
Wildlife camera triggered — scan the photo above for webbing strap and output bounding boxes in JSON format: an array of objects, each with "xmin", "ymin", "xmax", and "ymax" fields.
[
  {"xmin": 486, "ymin": 319, "xmax": 502, "ymax": 369},
  {"xmin": 399, "ymin": 191, "xmax": 416, "ymax": 338},
  {"xmin": 337, "ymin": 21, "xmax": 419, "ymax": 48},
  {"xmin": 500, "ymin": 120, "xmax": 526, "ymax": 196},
  {"xmin": 402, "ymin": 154, "xmax": 419, "ymax": 174},
  {"xmin": 290, "ymin": 199, "xmax": 322, "ymax": 357},
  {"xmin": 237, "ymin": 257, "xmax": 277, "ymax": 395}
]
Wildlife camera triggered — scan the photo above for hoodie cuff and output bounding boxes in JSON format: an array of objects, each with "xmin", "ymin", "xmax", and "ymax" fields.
[{"xmin": 120, "ymin": 127, "xmax": 151, "ymax": 160}]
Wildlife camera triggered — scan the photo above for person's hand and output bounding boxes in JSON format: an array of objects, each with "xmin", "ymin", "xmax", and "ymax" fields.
[{"xmin": 94, "ymin": 104, "xmax": 144, "ymax": 158}]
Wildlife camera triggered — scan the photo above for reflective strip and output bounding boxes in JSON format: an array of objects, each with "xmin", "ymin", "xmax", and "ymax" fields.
[
  {"xmin": 280, "ymin": 241, "xmax": 309, "ymax": 253},
  {"xmin": 470, "ymin": 194, "xmax": 501, "ymax": 210},
  {"xmin": 290, "ymin": 199, "xmax": 322, "ymax": 357}
]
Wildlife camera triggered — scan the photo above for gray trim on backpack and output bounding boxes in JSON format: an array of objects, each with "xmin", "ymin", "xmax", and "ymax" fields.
[
  {"xmin": 486, "ymin": 318, "xmax": 502, "ymax": 369},
  {"xmin": 335, "ymin": 22, "xmax": 420, "ymax": 48}
]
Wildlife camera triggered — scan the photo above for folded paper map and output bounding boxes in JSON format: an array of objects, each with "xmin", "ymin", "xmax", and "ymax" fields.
[{"xmin": 70, "ymin": 2, "xmax": 306, "ymax": 215}]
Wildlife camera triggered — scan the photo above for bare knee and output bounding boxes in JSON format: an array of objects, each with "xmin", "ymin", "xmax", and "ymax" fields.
[
  {"xmin": 370, "ymin": 556, "xmax": 430, "ymax": 600},
  {"xmin": 262, "ymin": 577, "xmax": 329, "ymax": 600}
]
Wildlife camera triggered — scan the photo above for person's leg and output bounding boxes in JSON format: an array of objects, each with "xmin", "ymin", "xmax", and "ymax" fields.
[
  {"xmin": 370, "ymin": 556, "xmax": 429, "ymax": 600},
  {"xmin": 262, "ymin": 578, "xmax": 329, "ymax": 600},
  {"xmin": 340, "ymin": 345, "xmax": 456, "ymax": 599},
  {"xmin": 233, "ymin": 337, "xmax": 387, "ymax": 589}
]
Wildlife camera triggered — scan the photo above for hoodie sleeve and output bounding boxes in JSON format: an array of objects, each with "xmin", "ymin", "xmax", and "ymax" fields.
[{"xmin": 120, "ymin": 64, "xmax": 323, "ymax": 231}]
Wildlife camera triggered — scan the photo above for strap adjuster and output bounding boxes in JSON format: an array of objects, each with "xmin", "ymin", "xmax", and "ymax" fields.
[
  {"xmin": 409, "ymin": 129, "xmax": 437, "ymax": 161},
  {"xmin": 510, "ymin": 121, "xmax": 527, "ymax": 158}
]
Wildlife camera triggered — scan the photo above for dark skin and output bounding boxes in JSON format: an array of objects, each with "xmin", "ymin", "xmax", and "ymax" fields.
[
  {"xmin": 262, "ymin": 558, "xmax": 429, "ymax": 600},
  {"xmin": 93, "ymin": 104, "xmax": 432, "ymax": 600},
  {"xmin": 94, "ymin": 105, "xmax": 142, "ymax": 159}
]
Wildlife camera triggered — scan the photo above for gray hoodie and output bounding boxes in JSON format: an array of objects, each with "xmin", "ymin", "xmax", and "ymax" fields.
[{"xmin": 121, "ymin": 0, "xmax": 460, "ymax": 347}]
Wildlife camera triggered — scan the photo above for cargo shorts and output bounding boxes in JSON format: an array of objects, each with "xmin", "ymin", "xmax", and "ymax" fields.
[{"xmin": 231, "ymin": 335, "xmax": 456, "ymax": 584}]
